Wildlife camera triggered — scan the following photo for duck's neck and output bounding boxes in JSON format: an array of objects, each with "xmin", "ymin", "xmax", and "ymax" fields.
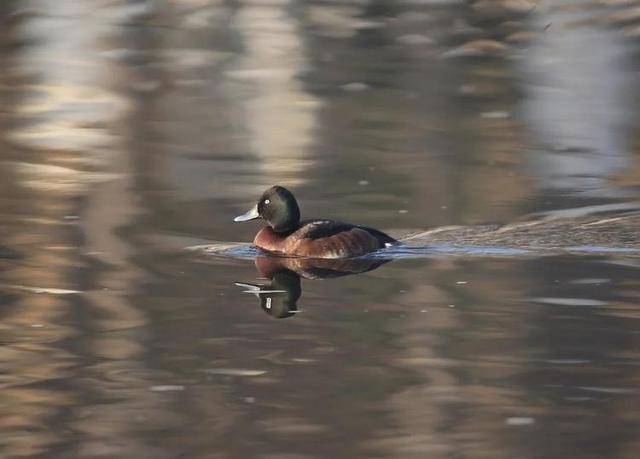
[
  {"xmin": 271, "ymin": 219, "xmax": 299, "ymax": 234},
  {"xmin": 254, "ymin": 226, "xmax": 294, "ymax": 252}
]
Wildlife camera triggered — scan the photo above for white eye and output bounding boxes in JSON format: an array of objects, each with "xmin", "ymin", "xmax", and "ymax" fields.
[{"xmin": 264, "ymin": 199, "xmax": 270, "ymax": 205}]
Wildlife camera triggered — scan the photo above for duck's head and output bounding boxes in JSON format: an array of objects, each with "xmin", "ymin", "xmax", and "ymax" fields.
[{"xmin": 234, "ymin": 185, "xmax": 300, "ymax": 233}]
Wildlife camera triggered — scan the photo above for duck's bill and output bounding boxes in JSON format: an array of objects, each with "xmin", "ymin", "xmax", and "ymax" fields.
[
  {"xmin": 234, "ymin": 282, "xmax": 286, "ymax": 295},
  {"xmin": 233, "ymin": 205, "xmax": 260, "ymax": 222},
  {"xmin": 235, "ymin": 281, "xmax": 262, "ymax": 291}
]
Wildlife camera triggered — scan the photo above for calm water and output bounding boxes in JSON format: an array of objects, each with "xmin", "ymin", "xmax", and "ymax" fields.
[{"xmin": 1, "ymin": 0, "xmax": 640, "ymax": 458}]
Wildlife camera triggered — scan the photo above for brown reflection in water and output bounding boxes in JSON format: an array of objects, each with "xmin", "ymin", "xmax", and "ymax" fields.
[
  {"xmin": 236, "ymin": 256, "xmax": 390, "ymax": 319},
  {"xmin": 230, "ymin": 3, "xmax": 320, "ymax": 185},
  {"xmin": 292, "ymin": 1, "xmax": 531, "ymax": 232},
  {"xmin": 0, "ymin": 2, "xmax": 90, "ymax": 456},
  {"xmin": 0, "ymin": 1, "xmax": 182, "ymax": 457}
]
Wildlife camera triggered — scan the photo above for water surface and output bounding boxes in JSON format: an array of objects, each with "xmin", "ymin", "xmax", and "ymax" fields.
[{"xmin": 1, "ymin": 0, "xmax": 640, "ymax": 458}]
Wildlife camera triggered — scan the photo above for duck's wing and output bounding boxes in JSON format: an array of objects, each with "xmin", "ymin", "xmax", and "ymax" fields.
[
  {"xmin": 298, "ymin": 220, "xmax": 394, "ymax": 242},
  {"xmin": 287, "ymin": 220, "xmax": 393, "ymax": 258},
  {"xmin": 297, "ymin": 220, "xmax": 357, "ymax": 240}
]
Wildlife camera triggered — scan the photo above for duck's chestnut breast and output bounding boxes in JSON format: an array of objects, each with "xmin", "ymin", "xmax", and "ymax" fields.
[{"xmin": 253, "ymin": 226, "xmax": 285, "ymax": 253}]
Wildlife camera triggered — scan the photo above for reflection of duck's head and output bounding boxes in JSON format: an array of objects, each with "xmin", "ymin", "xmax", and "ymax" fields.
[
  {"xmin": 235, "ymin": 256, "xmax": 391, "ymax": 319},
  {"xmin": 261, "ymin": 269, "xmax": 301, "ymax": 318},
  {"xmin": 236, "ymin": 269, "xmax": 301, "ymax": 319}
]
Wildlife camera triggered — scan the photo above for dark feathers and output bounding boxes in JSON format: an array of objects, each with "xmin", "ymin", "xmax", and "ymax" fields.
[{"xmin": 299, "ymin": 220, "xmax": 396, "ymax": 245}]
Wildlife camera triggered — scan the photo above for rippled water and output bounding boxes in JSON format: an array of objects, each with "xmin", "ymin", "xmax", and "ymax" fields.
[{"xmin": 1, "ymin": 0, "xmax": 640, "ymax": 457}]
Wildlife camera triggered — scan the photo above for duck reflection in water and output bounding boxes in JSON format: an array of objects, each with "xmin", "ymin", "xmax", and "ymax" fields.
[{"xmin": 236, "ymin": 256, "xmax": 390, "ymax": 319}]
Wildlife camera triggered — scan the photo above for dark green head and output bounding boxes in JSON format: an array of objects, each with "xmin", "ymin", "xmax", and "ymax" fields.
[{"xmin": 234, "ymin": 185, "xmax": 301, "ymax": 233}]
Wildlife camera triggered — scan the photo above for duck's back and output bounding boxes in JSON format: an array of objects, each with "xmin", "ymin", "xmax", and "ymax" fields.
[{"xmin": 284, "ymin": 219, "xmax": 396, "ymax": 258}]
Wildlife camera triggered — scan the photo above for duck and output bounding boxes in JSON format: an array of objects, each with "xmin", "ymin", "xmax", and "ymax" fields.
[{"xmin": 234, "ymin": 185, "xmax": 397, "ymax": 258}]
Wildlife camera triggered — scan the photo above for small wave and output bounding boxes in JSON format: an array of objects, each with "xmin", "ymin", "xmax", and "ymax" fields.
[
  {"xmin": 186, "ymin": 242, "xmax": 260, "ymax": 259},
  {"xmin": 187, "ymin": 241, "xmax": 640, "ymax": 261},
  {"xmin": 369, "ymin": 244, "xmax": 533, "ymax": 259}
]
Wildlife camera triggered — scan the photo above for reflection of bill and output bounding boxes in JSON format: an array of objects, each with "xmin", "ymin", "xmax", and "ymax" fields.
[{"xmin": 235, "ymin": 256, "xmax": 390, "ymax": 319}]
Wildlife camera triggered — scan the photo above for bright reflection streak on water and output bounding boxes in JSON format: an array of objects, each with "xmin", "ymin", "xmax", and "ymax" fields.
[{"xmin": 0, "ymin": 0, "xmax": 639, "ymax": 458}]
